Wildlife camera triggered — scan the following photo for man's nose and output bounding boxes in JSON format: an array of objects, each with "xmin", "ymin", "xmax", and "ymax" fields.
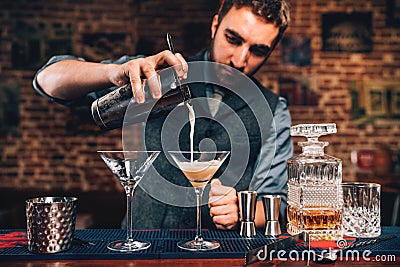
[{"xmin": 231, "ymin": 46, "xmax": 249, "ymax": 70}]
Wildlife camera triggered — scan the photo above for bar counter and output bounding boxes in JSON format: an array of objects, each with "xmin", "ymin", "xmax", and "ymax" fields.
[{"xmin": 0, "ymin": 227, "xmax": 399, "ymax": 266}]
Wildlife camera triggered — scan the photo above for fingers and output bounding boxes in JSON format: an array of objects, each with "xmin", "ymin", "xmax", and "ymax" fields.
[
  {"xmin": 146, "ymin": 74, "xmax": 162, "ymax": 99},
  {"xmin": 208, "ymin": 179, "xmax": 239, "ymax": 230},
  {"xmin": 153, "ymin": 50, "xmax": 187, "ymax": 79},
  {"xmin": 122, "ymin": 50, "xmax": 188, "ymax": 103},
  {"xmin": 128, "ymin": 60, "xmax": 145, "ymax": 103},
  {"xmin": 211, "ymin": 178, "xmax": 222, "ymax": 187},
  {"xmin": 128, "ymin": 58, "xmax": 159, "ymax": 103},
  {"xmin": 209, "ymin": 204, "xmax": 238, "ymax": 218},
  {"xmin": 209, "ymin": 179, "xmax": 237, "ymax": 207},
  {"xmin": 210, "ymin": 206, "xmax": 239, "ymax": 230},
  {"xmin": 175, "ymin": 53, "xmax": 188, "ymax": 79},
  {"xmin": 209, "ymin": 191, "xmax": 237, "ymax": 207},
  {"xmin": 209, "ymin": 179, "xmax": 236, "ymax": 201},
  {"xmin": 213, "ymin": 216, "xmax": 238, "ymax": 230}
]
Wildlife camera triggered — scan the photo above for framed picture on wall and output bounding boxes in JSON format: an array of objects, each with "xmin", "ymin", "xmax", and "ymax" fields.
[
  {"xmin": 366, "ymin": 89, "xmax": 387, "ymax": 115},
  {"xmin": 352, "ymin": 80, "xmax": 400, "ymax": 123},
  {"xmin": 322, "ymin": 12, "xmax": 373, "ymax": 53},
  {"xmin": 365, "ymin": 81, "xmax": 400, "ymax": 116},
  {"xmin": 387, "ymin": 0, "xmax": 400, "ymax": 27},
  {"xmin": 11, "ymin": 21, "xmax": 73, "ymax": 70},
  {"xmin": 81, "ymin": 33, "xmax": 131, "ymax": 62},
  {"xmin": 281, "ymin": 36, "xmax": 311, "ymax": 66},
  {"xmin": 0, "ymin": 80, "xmax": 20, "ymax": 134},
  {"xmin": 391, "ymin": 87, "xmax": 400, "ymax": 115}
]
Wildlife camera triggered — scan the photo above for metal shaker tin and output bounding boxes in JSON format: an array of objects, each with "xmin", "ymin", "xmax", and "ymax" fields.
[
  {"xmin": 91, "ymin": 68, "xmax": 191, "ymax": 130},
  {"xmin": 26, "ymin": 196, "xmax": 78, "ymax": 254}
]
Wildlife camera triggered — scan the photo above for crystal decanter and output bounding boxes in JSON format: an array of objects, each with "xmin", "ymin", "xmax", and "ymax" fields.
[{"xmin": 286, "ymin": 123, "xmax": 343, "ymax": 240}]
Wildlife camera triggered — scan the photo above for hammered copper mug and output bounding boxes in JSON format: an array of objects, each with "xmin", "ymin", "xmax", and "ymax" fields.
[{"xmin": 26, "ymin": 196, "xmax": 78, "ymax": 254}]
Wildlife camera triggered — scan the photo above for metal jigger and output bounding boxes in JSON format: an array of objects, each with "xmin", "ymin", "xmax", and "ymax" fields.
[
  {"xmin": 262, "ymin": 195, "xmax": 281, "ymax": 236},
  {"xmin": 238, "ymin": 191, "xmax": 257, "ymax": 237}
]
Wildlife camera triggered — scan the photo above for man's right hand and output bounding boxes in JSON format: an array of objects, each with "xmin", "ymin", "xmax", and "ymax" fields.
[
  {"xmin": 37, "ymin": 50, "xmax": 187, "ymax": 102},
  {"xmin": 109, "ymin": 50, "xmax": 188, "ymax": 103}
]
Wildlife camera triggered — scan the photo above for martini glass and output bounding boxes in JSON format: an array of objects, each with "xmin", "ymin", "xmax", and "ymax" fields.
[
  {"xmin": 169, "ymin": 151, "xmax": 230, "ymax": 251},
  {"xmin": 98, "ymin": 150, "xmax": 160, "ymax": 252}
]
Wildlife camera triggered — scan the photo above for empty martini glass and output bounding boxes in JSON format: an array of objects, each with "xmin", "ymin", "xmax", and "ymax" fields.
[
  {"xmin": 98, "ymin": 150, "xmax": 160, "ymax": 252},
  {"xmin": 169, "ymin": 151, "xmax": 230, "ymax": 251}
]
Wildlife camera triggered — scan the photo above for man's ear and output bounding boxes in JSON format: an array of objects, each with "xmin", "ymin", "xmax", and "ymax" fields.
[{"xmin": 211, "ymin": 14, "xmax": 219, "ymax": 39}]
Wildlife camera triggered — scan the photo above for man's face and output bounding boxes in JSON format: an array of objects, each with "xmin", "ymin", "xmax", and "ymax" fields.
[{"xmin": 210, "ymin": 6, "xmax": 280, "ymax": 77}]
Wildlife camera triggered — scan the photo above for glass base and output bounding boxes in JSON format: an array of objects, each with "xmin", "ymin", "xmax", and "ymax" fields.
[
  {"xmin": 107, "ymin": 240, "xmax": 151, "ymax": 252},
  {"xmin": 287, "ymin": 224, "xmax": 343, "ymax": 241},
  {"xmin": 177, "ymin": 239, "xmax": 220, "ymax": 251},
  {"xmin": 343, "ymin": 230, "xmax": 381, "ymax": 238}
]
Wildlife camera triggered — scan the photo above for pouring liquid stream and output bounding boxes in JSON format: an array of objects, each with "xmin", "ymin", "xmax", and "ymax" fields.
[
  {"xmin": 186, "ymin": 101, "xmax": 195, "ymax": 163},
  {"xmin": 167, "ymin": 33, "xmax": 196, "ymax": 163},
  {"xmin": 183, "ymin": 101, "xmax": 221, "ymax": 188}
]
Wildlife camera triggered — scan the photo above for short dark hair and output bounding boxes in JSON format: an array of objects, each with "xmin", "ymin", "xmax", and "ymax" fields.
[
  {"xmin": 217, "ymin": 0, "xmax": 290, "ymax": 31},
  {"xmin": 217, "ymin": 0, "xmax": 290, "ymax": 59}
]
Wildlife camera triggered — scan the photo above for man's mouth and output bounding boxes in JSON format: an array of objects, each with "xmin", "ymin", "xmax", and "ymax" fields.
[{"xmin": 220, "ymin": 65, "xmax": 236, "ymax": 77}]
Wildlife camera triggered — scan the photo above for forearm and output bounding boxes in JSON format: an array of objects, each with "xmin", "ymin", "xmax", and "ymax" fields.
[{"xmin": 37, "ymin": 60, "xmax": 117, "ymax": 101}]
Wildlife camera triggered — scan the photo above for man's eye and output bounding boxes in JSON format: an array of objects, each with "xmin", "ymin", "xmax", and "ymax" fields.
[
  {"xmin": 250, "ymin": 47, "xmax": 270, "ymax": 57},
  {"xmin": 225, "ymin": 34, "xmax": 241, "ymax": 45}
]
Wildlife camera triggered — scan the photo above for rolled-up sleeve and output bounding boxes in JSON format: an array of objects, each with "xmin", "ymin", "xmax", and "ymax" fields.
[
  {"xmin": 32, "ymin": 55, "xmax": 142, "ymax": 107},
  {"xmin": 249, "ymin": 97, "xmax": 293, "ymax": 219},
  {"xmin": 32, "ymin": 55, "xmax": 86, "ymax": 106}
]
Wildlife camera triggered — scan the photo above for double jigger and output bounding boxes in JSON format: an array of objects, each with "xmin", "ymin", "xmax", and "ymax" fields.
[
  {"xmin": 238, "ymin": 191, "xmax": 281, "ymax": 237},
  {"xmin": 262, "ymin": 195, "xmax": 282, "ymax": 236}
]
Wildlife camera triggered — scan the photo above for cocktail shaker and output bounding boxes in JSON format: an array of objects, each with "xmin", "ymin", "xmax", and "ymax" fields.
[
  {"xmin": 91, "ymin": 72, "xmax": 191, "ymax": 130},
  {"xmin": 92, "ymin": 33, "xmax": 191, "ymax": 130},
  {"xmin": 238, "ymin": 191, "xmax": 257, "ymax": 237},
  {"xmin": 262, "ymin": 195, "xmax": 281, "ymax": 236}
]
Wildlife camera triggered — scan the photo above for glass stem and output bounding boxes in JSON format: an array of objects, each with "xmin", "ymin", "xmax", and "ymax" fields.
[
  {"xmin": 125, "ymin": 185, "xmax": 135, "ymax": 243},
  {"xmin": 194, "ymin": 187, "xmax": 204, "ymax": 245}
]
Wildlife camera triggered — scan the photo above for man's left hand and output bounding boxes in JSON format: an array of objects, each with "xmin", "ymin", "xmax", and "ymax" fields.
[{"xmin": 208, "ymin": 179, "xmax": 239, "ymax": 230}]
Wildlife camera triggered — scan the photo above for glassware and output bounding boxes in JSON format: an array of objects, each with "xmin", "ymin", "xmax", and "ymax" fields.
[
  {"xmin": 342, "ymin": 182, "xmax": 381, "ymax": 238},
  {"xmin": 286, "ymin": 123, "xmax": 343, "ymax": 240},
  {"xmin": 98, "ymin": 150, "xmax": 160, "ymax": 252},
  {"xmin": 169, "ymin": 151, "xmax": 230, "ymax": 251}
]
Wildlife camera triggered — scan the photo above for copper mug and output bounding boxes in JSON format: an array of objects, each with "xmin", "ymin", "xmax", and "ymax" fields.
[{"xmin": 26, "ymin": 196, "xmax": 78, "ymax": 254}]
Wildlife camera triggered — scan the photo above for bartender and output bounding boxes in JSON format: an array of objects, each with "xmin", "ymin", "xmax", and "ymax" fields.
[{"xmin": 33, "ymin": 0, "xmax": 292, "ymax": 230}]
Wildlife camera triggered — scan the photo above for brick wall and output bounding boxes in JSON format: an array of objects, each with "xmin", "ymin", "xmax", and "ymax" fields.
[
  {"xmin": 256, "ymin": 0, "xmax": 400, "ymax": 180},
  {"xmin": 0, "ymin": 0, "xmax": 399, "ymax": 194}
]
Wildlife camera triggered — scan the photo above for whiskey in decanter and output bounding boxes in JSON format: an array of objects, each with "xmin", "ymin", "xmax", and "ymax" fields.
[{"xmin": 286, "ymin": 123, "xmax": 343, "ymax": 240}]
